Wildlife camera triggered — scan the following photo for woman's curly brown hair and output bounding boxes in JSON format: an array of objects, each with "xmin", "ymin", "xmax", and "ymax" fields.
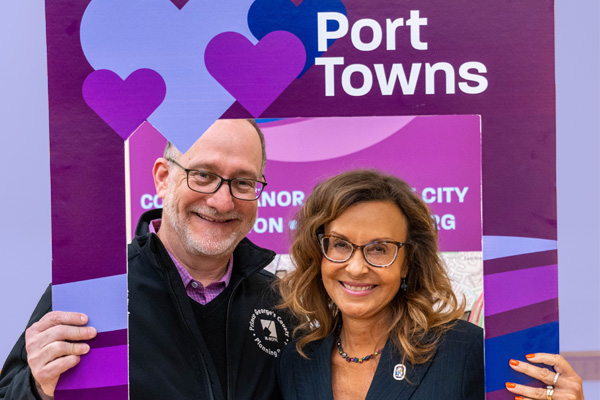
[{"xmin": 278, "ymin": 169, "xmax": 464, "ymax": 364}]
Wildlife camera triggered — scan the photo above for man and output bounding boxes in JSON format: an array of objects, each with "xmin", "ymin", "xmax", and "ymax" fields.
[{"xmin": 0, "ymin": 119, "xmax": 292, "ymax": 399}]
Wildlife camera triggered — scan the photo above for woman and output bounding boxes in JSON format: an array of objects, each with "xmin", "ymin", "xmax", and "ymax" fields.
[
  {"xmin": 278, "ymin": 169, "xmax": 482, "ymax": 399},
  {"xmin": 278, "ymin": 169, "xmax": 584, "ymax": 400}
]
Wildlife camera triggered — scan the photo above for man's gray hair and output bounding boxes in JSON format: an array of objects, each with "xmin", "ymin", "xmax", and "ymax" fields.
[{"xmin": 163, "ymin": 119, "xmax": 266, "ymax": 176}]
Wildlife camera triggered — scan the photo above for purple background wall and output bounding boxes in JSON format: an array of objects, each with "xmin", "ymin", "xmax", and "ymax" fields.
[{"xmin": 0, "ymin": 0, "xmax": 598, "ymax": 396}]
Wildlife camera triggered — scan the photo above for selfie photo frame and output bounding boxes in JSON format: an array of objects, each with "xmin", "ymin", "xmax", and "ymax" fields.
[{"xmin": 45, "ymin": 1, "xmax": 557, "ymax": 399}]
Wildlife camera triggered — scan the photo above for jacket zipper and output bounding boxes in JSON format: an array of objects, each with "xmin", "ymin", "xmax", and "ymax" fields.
[
  {"xmin": 225, "ymin": 253, "xmax": 276, "ymax": 400},
  {"xmin": 161, "ymin": 250, "xmax": 217, "ymax": 400}
]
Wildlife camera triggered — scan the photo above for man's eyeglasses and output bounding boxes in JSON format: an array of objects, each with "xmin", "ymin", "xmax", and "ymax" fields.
[
  {"xmin": 167, "ymin": 158, "xmax": 267, "ymax": 201},
  {"xmin": 318, "ymin": 234, "xmax": 407, "ymax": 268}
]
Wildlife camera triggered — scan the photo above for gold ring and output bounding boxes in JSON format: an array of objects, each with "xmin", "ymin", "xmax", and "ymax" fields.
[
  {"xmin": 552, "ymin": 372, "xmax": 560, "ymax": 386},
  {"xmin": 546, "ymin": 385, "xmax": 554, "ymax": 400}
]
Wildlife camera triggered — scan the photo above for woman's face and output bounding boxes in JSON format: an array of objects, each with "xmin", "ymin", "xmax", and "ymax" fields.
[{"xmin": 321, "ymin": 201, "xmax": 408, "ymax": 324}]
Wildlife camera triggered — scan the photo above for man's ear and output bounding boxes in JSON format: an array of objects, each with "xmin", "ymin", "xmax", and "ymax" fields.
[{"xmin": 153, "ymin": 158, "xmax": 170, "ymax": 199}]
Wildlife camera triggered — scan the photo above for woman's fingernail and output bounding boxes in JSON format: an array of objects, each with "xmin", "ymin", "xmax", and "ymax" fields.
[
  {"xmin": 506, "ymin": 382, "xmax": 517, "ymax": 389},
  {"xmin": 509, "ymin": 359, "xmax": 519, "ymax": 366},
  {"xmin": 515, "ymin": 397, "xmax": 525, "ymax": 400},
  {"xmin": 525, "ymin": 353, "xmax": 535, "ymax": 359}
]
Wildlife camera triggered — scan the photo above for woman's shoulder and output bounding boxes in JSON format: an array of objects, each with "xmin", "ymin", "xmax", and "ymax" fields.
[
  {"xmin": 420, "ymin": 320, "xmax": 484, "ymax": 399},
  {"xmin": 280, "ymin": 335, "xmax": 335, "ymax": 379},
  {"xmin": 435, "ymin": 319, "xmax": 484, "ymax": 359},
  {"xmin": 281, "ymin": 336, "xmax": 331, "ymax": 366},
  {"xmin": 445, "ymin": 319, "xmax": 484, "ymax": 339},
  {"xmin": 280, "ymin": 340, "xmax": 302, "ymax": 366},
  {"xmin": 279, "ymin": 336, "xmax": 335, "ymax": 400}
]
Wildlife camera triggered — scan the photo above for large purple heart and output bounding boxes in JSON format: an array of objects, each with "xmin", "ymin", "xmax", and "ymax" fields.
[
  {"xmin": 82, "ymin": 69, "xmax": 166, "ymax": 140},
  {"xmin": 205, "ymin": 31, "xmax": 306, "ymax": 117}
]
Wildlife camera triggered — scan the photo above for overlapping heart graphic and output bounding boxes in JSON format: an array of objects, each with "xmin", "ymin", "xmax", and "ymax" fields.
[{"xmin": 80, "ymin": 0, "xmax": 343, "ymax": 149}]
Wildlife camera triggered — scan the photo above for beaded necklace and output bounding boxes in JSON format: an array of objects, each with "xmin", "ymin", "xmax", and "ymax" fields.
[{"xmin": 336, "ymin": 336, "xmax": 384, "ymax": 363}]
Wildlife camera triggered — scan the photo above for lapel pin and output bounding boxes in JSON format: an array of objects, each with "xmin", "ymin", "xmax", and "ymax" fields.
[{"xmin": 393, "ymin": 363, "xmax": 406, "ymax": 381}]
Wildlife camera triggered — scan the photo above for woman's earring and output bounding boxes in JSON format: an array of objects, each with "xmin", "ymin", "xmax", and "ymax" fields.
[{"xmin": 400, "ymin": 278, "xmax": 407, "ymax": 292}]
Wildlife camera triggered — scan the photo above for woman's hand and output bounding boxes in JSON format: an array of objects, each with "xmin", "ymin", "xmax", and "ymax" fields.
[{"xmin": 505, "ymin": 353, "xmax": 584, "ymax": 400}]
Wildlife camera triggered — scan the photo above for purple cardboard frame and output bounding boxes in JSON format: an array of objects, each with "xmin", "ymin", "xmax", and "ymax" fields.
[{"xmin": 46, "ymin": 1, "xmax": 556, "ymax": 398}]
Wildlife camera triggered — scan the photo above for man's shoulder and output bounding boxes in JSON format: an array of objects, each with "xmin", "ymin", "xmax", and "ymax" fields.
[
  {"xmin": 235, "ymin": 237, "xmax": 276, "ymax": 259},
  {"xmin": 232, "ymin": 237, "xmax": 277, "ymax": 276},
  {"xmin": 253, "ymin": 268, "xmax": 278, "ymax": 283},
  {"xmin": 233, "ymin": 240, "xmax": 281, "ymax": 301},
  {"xmin": 126, "ymin": 233, "xmax": 170, "ymax": 288},
  {"xmin": 127, "ymin": 233, "xmax": 155, "ymax": 268}
]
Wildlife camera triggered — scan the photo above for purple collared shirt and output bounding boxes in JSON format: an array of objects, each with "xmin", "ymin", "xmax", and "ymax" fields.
[{"xmin": 149, "ymin": 219, "xmax": 233, "ymax": 305}]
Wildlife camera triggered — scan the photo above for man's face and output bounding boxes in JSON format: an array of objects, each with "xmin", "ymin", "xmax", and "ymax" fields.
[{"xmin": 157, "ymin": 119, "xmax": 263, "ymax": 259}]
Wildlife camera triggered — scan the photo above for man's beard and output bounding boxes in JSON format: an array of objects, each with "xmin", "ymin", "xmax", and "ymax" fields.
[{"xmin": 162, "ymin": 186, "xmax": 256, "ymax": 257}]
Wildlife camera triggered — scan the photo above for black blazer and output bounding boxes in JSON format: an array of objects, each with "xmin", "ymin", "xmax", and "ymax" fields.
[{"xmin": 279, "ymin": 320, "xmax": 484, "ymax": 400}]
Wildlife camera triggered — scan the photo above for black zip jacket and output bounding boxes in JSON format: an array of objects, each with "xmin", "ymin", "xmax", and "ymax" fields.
[{"xmin": 0, "ymin": 209, "xmax": 292, "ymax": 399}]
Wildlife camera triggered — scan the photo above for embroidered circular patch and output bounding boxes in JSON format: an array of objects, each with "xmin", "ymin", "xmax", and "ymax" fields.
[{"xmin": 249, "ymin": 308, "xmax": 290, "ymax": 357}]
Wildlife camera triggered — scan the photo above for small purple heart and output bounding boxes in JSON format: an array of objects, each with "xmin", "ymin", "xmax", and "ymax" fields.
[
  {"xmin": 82, "ymin": 69, "xmax": 166, "ymax": 140},
  {"xmin": 169, "ymin": 0, "xmax": 190, "ymax": 10},
  {"xmin": 205, "ymin": 31, "xmax": 306, "ymax": 117}
]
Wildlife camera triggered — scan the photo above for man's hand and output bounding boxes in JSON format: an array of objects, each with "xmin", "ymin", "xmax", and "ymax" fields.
[{"xmin": 25, "ymin": 311, "xmax": 97, "ymax": 398}]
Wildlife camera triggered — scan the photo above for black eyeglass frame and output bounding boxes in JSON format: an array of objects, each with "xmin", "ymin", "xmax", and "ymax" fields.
[
  {"xmin": 166, "ymin": 158, "xmax": 267, "ymax": 201},
  {"xmin": 318, "ymin": 233, "xmax": 408, "ymax": 268}
]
